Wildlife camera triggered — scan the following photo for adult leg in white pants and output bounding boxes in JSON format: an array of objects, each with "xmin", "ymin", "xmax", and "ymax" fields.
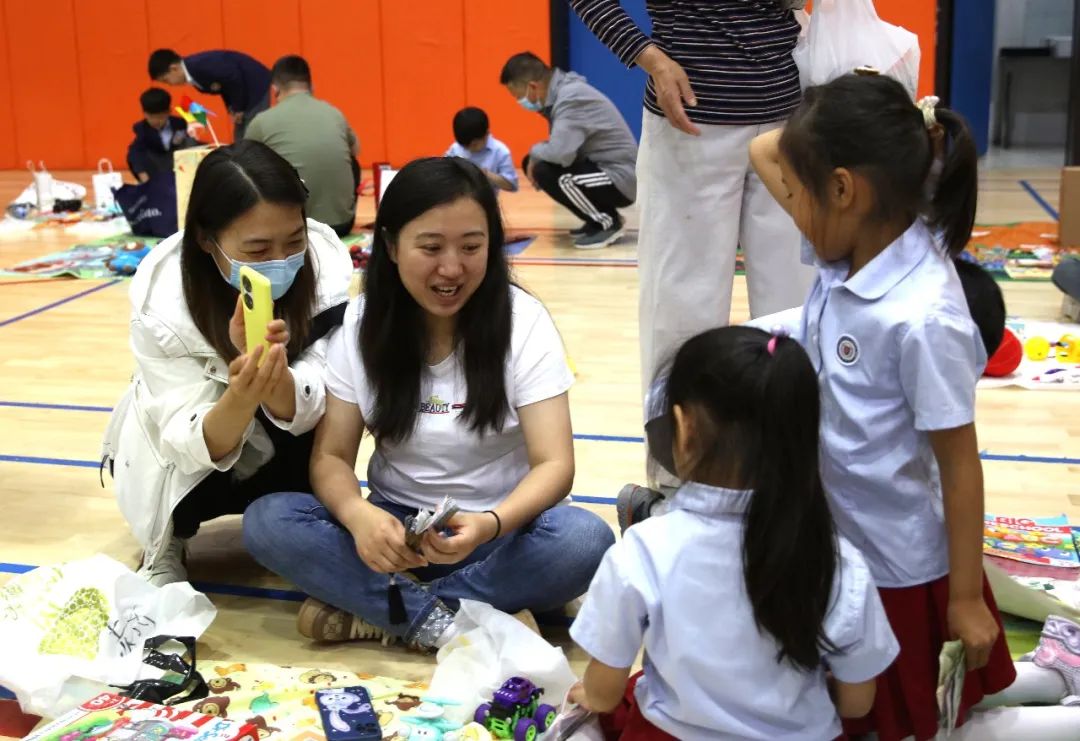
[
  {"xmin": 637, "ymin": 111, "xmax": 742, "ymax": 398},
  {"xmin": 637, "ymin": 112, "xmax": 811, "ymax": 400},
  {"xmin": 740, "ymin": 122, "xmax": 815, "ymax": 318}
]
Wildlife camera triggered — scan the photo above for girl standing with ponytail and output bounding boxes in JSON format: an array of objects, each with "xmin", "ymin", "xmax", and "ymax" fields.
[
  {"xmin": 569, "ymin": 326, "xmax": 899, "ymax": 740},
  {"xmin": 749, "ymin": 73, "xmax": 1018, "ymax": 739}
]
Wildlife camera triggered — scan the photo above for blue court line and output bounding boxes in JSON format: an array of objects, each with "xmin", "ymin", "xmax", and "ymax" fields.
[
  {"xmin": 3, "ymin": 449, "xmax": 1080, "ymax": 472},
  {"xmin": 574, "ymin": 432, "xmax": 645, "ymax": 443},
  {"xmin": 0, "ymin": 454, "xmax": 100, "ymax": 468},
  {"xmin": 0, "ymin": 403, "xmax": 648, "ymax": 444},
  {"xmin": 980, "ymin": 452, "xmax": 1080, "ymax": 465},
  {"xmin": 0, "ymin": 562, "xmax": 35, "ymax": 574},
  {"xmin": 0, "ymin": 400, "xmax": 113, "ymax": 413},
  {"xmin": 0, "ymin": 561, "xmax": 576, "ymax": 627},
  {"xmin": 190, "ymin": 580, "xmax": 306, "ymax": 603},
  {"xmin": 1018, "ymin": 180, "xmax": 1060, "ymax": 221},
  {"xmin": 0, "ymin": 279, "xmax": 122, "ymax": 328}
]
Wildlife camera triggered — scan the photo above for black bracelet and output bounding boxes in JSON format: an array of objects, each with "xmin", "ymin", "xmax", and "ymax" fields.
[{"xmin": 485, "ymin": 510, "xmax": 502, "ymax": 542}]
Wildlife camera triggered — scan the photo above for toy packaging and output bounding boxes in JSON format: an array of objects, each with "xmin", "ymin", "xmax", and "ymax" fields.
[
  {"xmin": 21, "ymin": 693, "xmax": 258, "ymax": 741},
  {"xmin": 404, "ymin": 497, "xmax": 460, "ymax": 552},
  {"xmin": 984, "ymin": 514, "xmax": 1080, "ymax": 572}
]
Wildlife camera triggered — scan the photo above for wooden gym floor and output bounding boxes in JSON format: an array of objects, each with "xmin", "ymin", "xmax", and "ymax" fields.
[{"xmin": 0, "ymin": 164, "xmax": 1076, "ymax": 698}]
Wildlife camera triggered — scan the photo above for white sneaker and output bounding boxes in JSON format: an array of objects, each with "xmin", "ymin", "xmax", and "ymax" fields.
[{"xmin": 138, "ymin": 536, "xmax": 188, "ymax": 586}]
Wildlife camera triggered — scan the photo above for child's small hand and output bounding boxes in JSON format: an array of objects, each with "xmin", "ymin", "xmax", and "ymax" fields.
[
  {"xmin": 947, "ymin": 596, "xmax": 999, "ymax": 669},
  {"xmin": 567, "ymin": 681, "xmax": 591, "ymax": 711}
]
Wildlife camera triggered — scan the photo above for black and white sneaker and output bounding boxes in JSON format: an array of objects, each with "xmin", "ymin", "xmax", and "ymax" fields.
[
  {"xmin": 573, "ymin": 219, "xmax": 624, "ymax": 250},
  {"xmin": 569, "ymin": 222, "xmax": 596, "ymax": 238}
]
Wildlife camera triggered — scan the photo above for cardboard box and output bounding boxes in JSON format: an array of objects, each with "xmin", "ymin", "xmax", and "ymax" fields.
[
  {"xmin": 22, "ymin": 693, "xmax": 257, "ymax": 741},
  {"xmin": 1060, "ymin": 166, "xmax": 1080, "ymax": 248},
  {"xmin": 174, "ymin": 146, "xmax": 215, "ymax": 228}
]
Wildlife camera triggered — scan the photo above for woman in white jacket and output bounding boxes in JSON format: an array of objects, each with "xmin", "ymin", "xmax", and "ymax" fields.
[{"xmin": 101, "ymin": 141, "xmax": 352, "ymax": 586}]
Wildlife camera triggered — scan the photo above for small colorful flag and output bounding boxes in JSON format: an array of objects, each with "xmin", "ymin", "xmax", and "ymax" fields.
[{"xmin": 175, "ymin": 97, "xmax": 219, "ymax": 146}]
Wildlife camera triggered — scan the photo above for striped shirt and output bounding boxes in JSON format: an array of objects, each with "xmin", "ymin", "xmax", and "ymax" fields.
[{"xmin": 569, "ymin": 0, "xmax": 803, "ymax": 126}]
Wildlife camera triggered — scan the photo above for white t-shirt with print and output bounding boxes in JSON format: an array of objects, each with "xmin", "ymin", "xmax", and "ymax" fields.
[{"xmin": 325, "ymin": 286, "xmax": 573, "ymax": 512}]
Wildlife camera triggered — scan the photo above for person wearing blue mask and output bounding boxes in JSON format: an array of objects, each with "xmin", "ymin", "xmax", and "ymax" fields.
[
  {"xmin": 100, "ymin": 140, "xmax": 352, "ymax": 587},
  {"xmin": 500, "ymin": 52, "xmax": 637, "ymax": 249}
]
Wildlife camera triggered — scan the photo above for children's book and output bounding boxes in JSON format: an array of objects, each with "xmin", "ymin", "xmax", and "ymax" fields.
[
  {"xmin": 983, "ymin": 514, "xmax": 1080, "ymax": 570},
  {"xmin": 22, "ymin": 693, "xmax": 258, "ymax": 741}
]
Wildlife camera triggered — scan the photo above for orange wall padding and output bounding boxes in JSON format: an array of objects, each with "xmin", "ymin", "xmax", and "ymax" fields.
[
  {"xmin": 803, "ymin": 0, "xmax": 937, "ymax": 98},
  {"xmin": 0, "ymin": 0, "xmax": 551, "ymax": 170},
  {"xmin": 875, "ymin": 0, "xmax": 937, "ymax": 98}
]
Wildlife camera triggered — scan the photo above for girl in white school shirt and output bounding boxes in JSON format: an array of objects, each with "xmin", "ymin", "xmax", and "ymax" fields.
[
  {"xmin": 570, "ymin": 326, "xmax": 899, "ymax": 740},
  {"xmin": 748, "ymin": 74, "xmax": 1018, "ymax": 740}
]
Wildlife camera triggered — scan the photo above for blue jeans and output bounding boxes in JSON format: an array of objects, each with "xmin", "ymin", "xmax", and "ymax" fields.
[{"xmin": 242, "ymin": 492, "xmax": 615, "ymax": 643}]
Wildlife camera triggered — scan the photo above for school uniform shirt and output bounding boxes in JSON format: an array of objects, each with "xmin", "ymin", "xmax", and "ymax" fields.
[
  {"xmin": 126, "ymin": 116, "xmax": 200, "ymax": 176},
  {"xmin": 799, "ymin": 220, "xmax": 986, "ymax": 588},
  {"xmin": 445, "ymin": 135, "xmax": 519, "ymax": 192},
  {"xmin": 571, "ymin": 482, "xmax": 899, "ymax": 740},
  {"xmin": 324, "ymin": 286, "xmax": 573, "ymax": 511}
]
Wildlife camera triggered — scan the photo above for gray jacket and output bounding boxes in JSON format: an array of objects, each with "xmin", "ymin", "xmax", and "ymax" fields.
[{"xmin": 529, "ymin": 69, "xmax": 638, "ymax": 201}]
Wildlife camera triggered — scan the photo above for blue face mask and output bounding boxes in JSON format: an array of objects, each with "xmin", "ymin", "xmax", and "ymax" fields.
[
  {"xmin": 214, "ymin": 241, "xmax": 307, "ymax": 300},
  {"xmin": 517, "ymin": 88, "xmax": 543, "ymax": 113}
]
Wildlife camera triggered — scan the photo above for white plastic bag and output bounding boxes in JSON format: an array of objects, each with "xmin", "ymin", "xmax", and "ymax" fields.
[
  {"xmin": 92, "ymin": 159, "xmax": 124, "ymax": 212},
  {"xmin": 428, "ymin": 600, "xmax": 579, "ymax": 728},
  {"xmin": 792, "ymin": 0, "xmax": 921, "ymax": 98},
  {"xmin": 0, "ymin": 554, "xmax": 216, "ymax": 719},
  {"xmin": 544, "ymin": 688, "xmax": 604, "ymax": 741},
  {"xmin": 28, "ymin": 160, "xmax": 54, "ymax": 212}
]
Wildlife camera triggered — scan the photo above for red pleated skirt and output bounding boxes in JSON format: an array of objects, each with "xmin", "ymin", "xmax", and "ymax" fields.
[
  {"xmin": 598, "ymin": 672, "xmax": 676, "ymax": 741},
  {"xmin": 842, "ymin": 572, "xmax": 1017, "ymax": 741}
]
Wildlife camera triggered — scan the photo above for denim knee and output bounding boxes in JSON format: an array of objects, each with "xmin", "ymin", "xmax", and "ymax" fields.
[
  {"xmin": 547, "ymin": 505, "xmax": 616, "ymax": 584},
  {"xmin": 241, "ymin": 491, "xmax": 312, "ymax": 565}
]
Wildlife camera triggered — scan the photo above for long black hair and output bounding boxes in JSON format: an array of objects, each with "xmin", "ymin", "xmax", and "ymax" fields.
[
  {"xmin": 780, "ymin": 73, "xmax": 978, "ymax": 257},
  {"xmin": 181, "ymin": 140, "xmax": 315, "ymax": 362},
  {"xmin": 360, "ymin": 157, "xmax": 512, "ymax": 444},
  {"xmin": 662, "ymin": 326, "xmax": 837, "ymax": 671}
]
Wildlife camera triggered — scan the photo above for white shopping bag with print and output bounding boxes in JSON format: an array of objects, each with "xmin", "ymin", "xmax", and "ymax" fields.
[
  {"xmin": 0, "ymin": 554, "xmax": 215, "ymax": 719},
  {"xmin": 792, "ymin": 0, "xmax": 921, "ymax": 98},
  {"xmin": 92, "ymin": 159, "xmax": 124, "ymax": 212},
  {"xmin": 428, "ymin": 600, "xmax": 579, "ymax": 730}
]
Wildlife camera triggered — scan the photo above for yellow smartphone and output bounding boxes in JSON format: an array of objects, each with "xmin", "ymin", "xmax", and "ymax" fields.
[{"xmin": 239, "ymin": 265, "xmax": 274, "ymax": 365}]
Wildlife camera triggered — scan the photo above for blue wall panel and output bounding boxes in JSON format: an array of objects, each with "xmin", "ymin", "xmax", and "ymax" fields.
[{"xmin": 566, "ymin": 0, "xmax": 651, "ymax": 140}]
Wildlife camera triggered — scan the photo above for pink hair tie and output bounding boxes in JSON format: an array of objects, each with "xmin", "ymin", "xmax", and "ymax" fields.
[{"xmin": 767, "ymin": 325, "xmax": 788, "ymax": 356}]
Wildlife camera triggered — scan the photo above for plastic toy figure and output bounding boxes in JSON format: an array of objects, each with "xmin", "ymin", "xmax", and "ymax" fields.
[{"xmin": 474, "ymin": 678, "xmax": 556, "ymax": 741}]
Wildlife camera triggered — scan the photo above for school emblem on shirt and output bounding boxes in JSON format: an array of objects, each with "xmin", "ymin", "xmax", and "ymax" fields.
[
  {"xmin": 837, "ymin": 335, "xmax": 860, "ymax": 365},
  {"xmin": 419, "ymin": 395, "xmax": 451, "ymax": 414}
]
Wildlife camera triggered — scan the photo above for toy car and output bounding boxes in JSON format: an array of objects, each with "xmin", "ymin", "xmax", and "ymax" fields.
[{"xmin": 474, "ymin": 678, "xmax": 556, "ymax": 741}]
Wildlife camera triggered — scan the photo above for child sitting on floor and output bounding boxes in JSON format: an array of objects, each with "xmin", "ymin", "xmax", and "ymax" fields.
[
  {"xmin": 126, "ymin": 88, "xmax": 200, "ymax": 183},
  {"xmin": 569, "ymin": 326, "xmax": 899, "ymax": 739},
  {"xmin": 445, "ymin": 107, "xmax": 518, "ymax": 193}
]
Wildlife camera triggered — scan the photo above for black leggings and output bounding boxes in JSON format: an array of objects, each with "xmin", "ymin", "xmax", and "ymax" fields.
[{"xmin": 172, "ymin": 416, "xmax": 314, "ymax": 539}]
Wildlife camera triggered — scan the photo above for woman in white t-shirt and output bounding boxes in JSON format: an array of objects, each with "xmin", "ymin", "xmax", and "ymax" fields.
[{"xmin": 243, "ymin": 157, "xmax": 615, "ymax": 649}]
